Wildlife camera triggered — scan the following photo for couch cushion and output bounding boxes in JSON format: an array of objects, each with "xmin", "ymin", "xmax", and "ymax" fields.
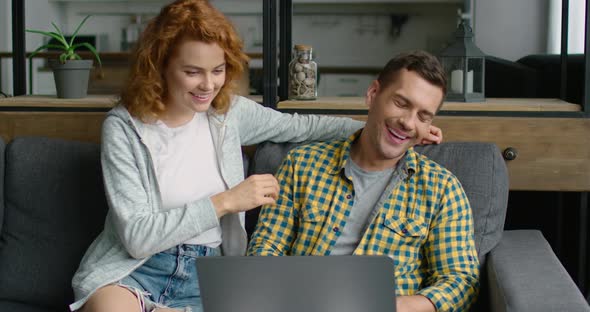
[
  {"xmin": 247, "ymin": 141, "xmax": 509, "ymax": 263},
  {"xmin": 0, "ymin": 300, "xmax": 57, "ymax": 312},
  {"xmin": 0, "ymin": 137, "xmax": 108, "ymax": 310}
]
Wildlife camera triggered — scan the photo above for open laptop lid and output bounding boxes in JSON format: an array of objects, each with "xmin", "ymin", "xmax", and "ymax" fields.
[{"xmin": 196, "ymin": 255, "xmax": 396, "ymax": 312}]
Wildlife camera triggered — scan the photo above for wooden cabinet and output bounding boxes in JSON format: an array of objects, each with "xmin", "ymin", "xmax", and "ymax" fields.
[
  {"xmin": 433, "ymin": 116, "xmax": 590, "ymax": 191},
  {"xmin": 0, "ymin": 95, "xmax": 115, "ymax": 144},
  {"xmin": 278, "ymin": 97, "xmax": 590, "ymax": 192},
  {"xmin": 0, "ymin": 94, "xmax": 259, "ymax": 144},
  {"xmin": 0, "ymin": 95, "xmax": 588, "ymax": 192}
]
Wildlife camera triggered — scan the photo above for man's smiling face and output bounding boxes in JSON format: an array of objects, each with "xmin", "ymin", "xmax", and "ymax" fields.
[{"xmin": 363, "ymin": 68, "xmax": 443, "ymax": 166}]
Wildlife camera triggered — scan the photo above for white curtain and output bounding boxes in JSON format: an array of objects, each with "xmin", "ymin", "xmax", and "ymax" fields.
[{"xmin": 547, "ymin": 0, "xmax": 586, "ymax": 54}]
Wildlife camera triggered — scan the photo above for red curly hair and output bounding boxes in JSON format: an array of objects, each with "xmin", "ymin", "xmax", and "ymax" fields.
[{"xmin": 120, "ymin": 0, "xmax": 249, "ymax": 121}]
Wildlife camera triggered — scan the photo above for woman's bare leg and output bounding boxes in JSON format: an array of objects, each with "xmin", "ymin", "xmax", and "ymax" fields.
[{"xmin": 80, "ymin": 285, "xmax": 142, "ymax": 312}]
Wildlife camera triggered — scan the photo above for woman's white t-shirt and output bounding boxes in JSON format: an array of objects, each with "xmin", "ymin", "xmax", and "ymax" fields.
[{"xmin": 142, "ymin": 112, "xmax": 224, "ymax": 247}]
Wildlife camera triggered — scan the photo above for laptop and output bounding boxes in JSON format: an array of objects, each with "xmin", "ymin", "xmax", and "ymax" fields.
[{"xmin": 196, "ymin": 255, "xmax": 396, "ymax": 312}]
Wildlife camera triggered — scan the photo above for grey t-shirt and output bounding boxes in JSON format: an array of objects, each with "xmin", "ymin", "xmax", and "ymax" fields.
[{"xmin": 331, "ymin": 157, "xmax": 405, "ymax": 255}]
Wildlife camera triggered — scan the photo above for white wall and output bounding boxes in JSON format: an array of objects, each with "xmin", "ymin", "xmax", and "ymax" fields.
[
  {"xmin": 57, "ymin": 1, "xmax": 459, "ymax": 63},
  {"xmin": 62, "ymin": 1, "xmax": 165, "ymax": 52},
  {"xmin": 0, "ymin": 0, "xmax": 11, "ymax": 95},
  {"xmin": 3, "ymin": 0, "xmax": 462, "ymax": 95},
  {"xmin": 292, "ymin": 4, "xmax": 459, "ymax": 67},
  {"xmin": 474, "ymin": 0, "xmax": 549, "ymax": 61},
  {"xmin": 547, "ymin": 0, "xmax": 586, "ymax": 54},
  {"xmin": 25, "ymin": 1, "xmax": 59, "ymax": 50},
  {"xmin": 5, "ymin": 0, "xmax": 553, "ymax": 94},
  {"xmin": 26, "ymin": 0, "xmax": 61, "ymax": 94},
  {"xmin": 0, "ymin": 0, "xmax": 60, "ymax": 95}
]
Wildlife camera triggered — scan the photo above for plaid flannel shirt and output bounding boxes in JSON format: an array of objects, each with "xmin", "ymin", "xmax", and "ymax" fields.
[{"xmin": 247, "ymin": 130, "xmax": 480, "ymax": 311}]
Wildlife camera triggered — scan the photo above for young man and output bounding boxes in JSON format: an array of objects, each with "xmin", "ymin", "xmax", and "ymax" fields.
[{"xmin": 247, "ymin": 50, "xmax": 479, "ymax": 312}]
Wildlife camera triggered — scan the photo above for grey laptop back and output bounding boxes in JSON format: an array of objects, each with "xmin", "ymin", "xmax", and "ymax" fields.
[{"xmin": 196, "ymin": 256, "xmax": 396, "ymax": 312}]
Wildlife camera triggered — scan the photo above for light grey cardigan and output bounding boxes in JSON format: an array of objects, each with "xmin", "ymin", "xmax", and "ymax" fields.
[{"xmin": 70, "ymin": 96, "xmax": 364, "ymax": 311}]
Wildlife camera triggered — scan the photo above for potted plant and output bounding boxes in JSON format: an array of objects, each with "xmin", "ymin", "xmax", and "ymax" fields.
[{"xmin": 27, "ymin": 15, "xmax": 102, "ymax": 99}]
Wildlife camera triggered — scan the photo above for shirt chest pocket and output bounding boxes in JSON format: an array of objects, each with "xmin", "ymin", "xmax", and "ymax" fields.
[
  {"xmin": 299, "ymin": 204, "xmax": 324, "ymax": 222},
  {"xmin": 382, "ymin": 215, "xmax": 428, "ymax": 247},
  {"xmin": 295, "ymin": 205, "xmax": 326, "ymax": 251}
]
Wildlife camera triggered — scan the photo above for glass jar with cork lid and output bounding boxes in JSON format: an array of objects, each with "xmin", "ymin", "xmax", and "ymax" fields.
[{"xmin": 288, "ymin": 44, "xmax": 317, "ymax": 100}]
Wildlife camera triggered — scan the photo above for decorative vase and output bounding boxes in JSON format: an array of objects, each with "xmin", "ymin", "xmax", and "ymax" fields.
[{"xmin": 49, "ymin": 59, "xmax": 93, "ymax": 99}]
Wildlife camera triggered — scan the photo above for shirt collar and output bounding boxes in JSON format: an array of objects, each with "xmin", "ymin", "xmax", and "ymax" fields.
[{"xmin": 331, "ymin": 129, "xmax": 419, "ymax": 177}]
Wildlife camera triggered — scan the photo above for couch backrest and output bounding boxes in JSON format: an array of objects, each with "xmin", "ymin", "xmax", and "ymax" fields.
[
  {"xmin": 0, "ymin": 137, "xmax": 108, "ymax": 310},
  {"xmin": 517, "ymin": 54, "xmax": 584, "ymax": 104},
  {"xmin": 413, "ymin": 143, "xmax": 509, "ymax": 262},
  {"xmin": 246, "ymin": 141, "xmax": 509, "ymax": 263}
]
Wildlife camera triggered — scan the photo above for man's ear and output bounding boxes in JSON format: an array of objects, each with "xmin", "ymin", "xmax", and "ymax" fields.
[{"xmin": 365, "ymin": 80, "xmax": 380, "ymax": 111}]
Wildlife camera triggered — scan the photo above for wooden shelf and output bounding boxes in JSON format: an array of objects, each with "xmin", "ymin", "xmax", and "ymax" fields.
[
  {"xmin": 0, "ymin": 95, "xmax": 117, "ymax": 109},
  {"xmin": 0, "ymin": 94, "xmax": 263, "ymax": 109},
  {"xmin": 277, "ymin": 97, "xmax": 588, "ymax": 192},
  {"xmin": 0, "ymin": 95, "xmax": 588, "ymax": 192},
  {"xmin": 278, "ymin": 97, "xmax": 582, "ymax": 112}
]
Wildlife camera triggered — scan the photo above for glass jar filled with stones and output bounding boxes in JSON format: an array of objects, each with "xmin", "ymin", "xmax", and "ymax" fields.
[{"xmin": 289, "ymin": 44, "xmax": 317, "ymax": 100}]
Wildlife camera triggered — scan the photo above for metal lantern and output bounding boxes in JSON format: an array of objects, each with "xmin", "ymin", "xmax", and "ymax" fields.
[{"xmin": 439, "ymin": 21, "xmax": 486, "ymax": 102}]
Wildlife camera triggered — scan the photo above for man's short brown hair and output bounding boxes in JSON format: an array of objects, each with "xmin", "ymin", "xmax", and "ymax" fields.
[{"xmin": 377, "ymin": 50, "xmax": 447, "ymax": 97}]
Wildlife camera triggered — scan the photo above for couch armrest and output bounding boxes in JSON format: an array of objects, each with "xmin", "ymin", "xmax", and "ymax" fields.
[{"xmin": 486, "ymin": 230, "xmax": 590, "ymax": 312}]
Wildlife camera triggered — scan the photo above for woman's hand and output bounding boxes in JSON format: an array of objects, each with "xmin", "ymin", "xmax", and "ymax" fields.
[
  {"xmin": 420, "ymin": 124, "xmax": 443, "ymax": 145},
  {"xmin": 211, "ymin": 174, "xmax": 279, "ymax": 218}
]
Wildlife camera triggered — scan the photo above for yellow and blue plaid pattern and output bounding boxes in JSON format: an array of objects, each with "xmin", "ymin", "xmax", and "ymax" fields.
[{"xmin": 247, "ymin": 131, "xmax": 480, "ymax": 311}]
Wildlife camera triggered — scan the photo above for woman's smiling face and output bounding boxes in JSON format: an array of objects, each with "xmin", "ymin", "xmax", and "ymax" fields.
[{"xmin": 163, "ymin": 39, "xmax": 226, "ymax": 122}]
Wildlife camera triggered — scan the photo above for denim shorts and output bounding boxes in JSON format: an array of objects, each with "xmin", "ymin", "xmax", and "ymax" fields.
[{"xmin": 118, "ymin": 244, "xmax": 219, "ymax": 312}]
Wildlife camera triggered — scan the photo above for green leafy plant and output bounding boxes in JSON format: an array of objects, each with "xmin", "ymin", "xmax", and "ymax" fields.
[{"xmin": 26, "ymin": 15, "xmax": 102, "ymax": 68}]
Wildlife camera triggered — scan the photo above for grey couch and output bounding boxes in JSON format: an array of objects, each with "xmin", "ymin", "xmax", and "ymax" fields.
[{"xmin": 0, "ymin": 136, "xmax": 588, "ymax": 312}]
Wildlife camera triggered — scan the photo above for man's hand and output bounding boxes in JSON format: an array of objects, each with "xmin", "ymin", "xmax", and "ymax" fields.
[
  {"xmin": 211, "ymin": 174, "xmax": 279, "ymax": 218},
  {"xmin": 420, "ymin": 124, "xmax": 443, "ymax": 145},
  {"xmin": 396, "ymin": 295, "xmax": 436, "ymax": 312}
]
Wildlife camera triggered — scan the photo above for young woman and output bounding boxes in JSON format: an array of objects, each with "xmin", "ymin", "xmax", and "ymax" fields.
[{"xmin": 70, "ymin": 1, "xmax": 443, "ymax": 311}]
